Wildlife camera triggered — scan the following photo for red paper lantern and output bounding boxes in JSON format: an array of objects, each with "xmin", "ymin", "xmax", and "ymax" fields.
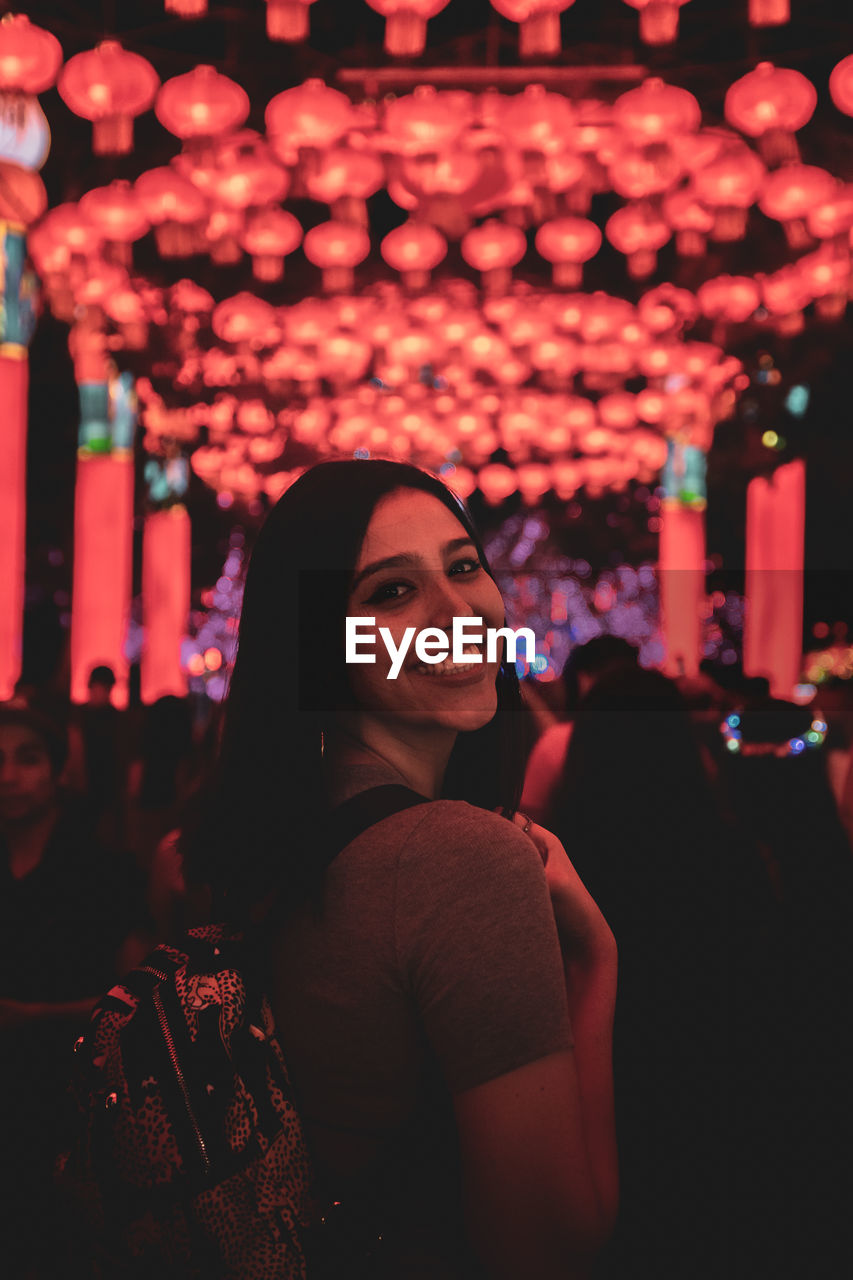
[
  {"xmin": 239, "ymin": 209, "xmax": 303, "ymax": 281},
  {"xmin": 499, "ymin": 84, "xmax": 574, "ymax": 157},
  {"xmin": 759, "ymin": 164, "xmax": 836, "ymax": 248},
  {"xmin": 266, "ymin": 79, "xmax": 354, "ymax": 153},
  {"xmin": 58, "ymin": 40, "xmax": 160, "ymax": 156},
  {"xmin": 265, "ymin": 0, "xmax": 318, "ymax": 41},
  {"xmin": 0, "ymin": 159, "xmax": 47, "ymax": 225},
  {"xmin": 725, "ymin": 62, "xmax": 816, "ymax": 164},
  {"xmin": 692, "ymin": 144, "xmax": 765, "ymax": 241},
  {"xmin": 807, "ymin": 185, "xmax": 853, "ymax": 243},
  {"xmin": 364, "ymin": 0, "xmax": 451, "ymax": 57},
  {"xmin": 489, "ymin": 1, "xmax": 577, "ymax": 58},
  {"xmin": 638, "ymin": 282, "xmax": 698, "ymax": 333},
  {"xmin": 597, "ymin": 391, "xmax": 638, "ymax": 431},
  {"xmin": 156, "ymin": 65, "xmax": 249, "ymax": 140},
  {"xmin": 383, "ymin": 85, "xmax": 469, "ymax": 154},
  {"xmin": 165, "ymin": 0, "xmax": 207, "ymax": 13},
  {"xmin": 748, "ymin": 0, "xmax": 789, "ymax": 26},
  {"xmin": 460, "ymin": 219, "xmax": 527, "ymax": 293},
  {"xmin": 621, "ymin": 0, "xmax": 692, "ymax": 46},
  {"xmin": 608, "ymin": 140, "xmax": 685, "ymax": 199},
  {"xmin": 0, "ymin": 13, "xmax": 62, "ymax": 94},
  {"xmin": 613, "ymin": 77, "xmax": 701, "ymax": 143},
  {"xmin": 535, "ymin": 216, "xmax": 601, "ymax": 287},
  {"xmin": 305, "ymin": 147, "xmax": 385, "ymax": 224},
  {"xmin": 303, "ymin": 220, "xmax": 371, "ymax": 291},
  {"xmin": 663, "ymin": 186, "xmax": 714, "ymax": 256},
  {"xmin": 206, "ymin": 148, "xmax": 289, "ymax": 210},
  {"xmin": 759, "ymin": 264, "xmax": 810, "ymax": 334},
  {"xmin": 829, "ymin": 55, "xmax": 853, "ymax": 119},
  {"xmin": 79, "ymin": 181, "xmax": 150, "ymax": 265},
  {"xmin": 605, "ymin": 202, "xmax": 671, "ymax": 278},
  {"xmin": 212, "ymin": 293, "xmax": 277, "ymax": 346},
  {"xmin": 381, "ymin": 221, "xmax": 447, "ymax": 288},
  {"xmin": 135, "ymin": 167, "xmax": 207, "ymax": 257},
  {"xmin": 798, "ymin": 247, "xmax": 851, "ymax": 318},
  {"xmin": 697, "ymin": 275, "xmax": 760, "ymax": 324}
]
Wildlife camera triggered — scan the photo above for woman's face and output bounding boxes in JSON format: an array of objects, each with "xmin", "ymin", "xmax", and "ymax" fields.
[{"xmin": 344, "ymin": 488, "xmax": 506, "ymax": 737}]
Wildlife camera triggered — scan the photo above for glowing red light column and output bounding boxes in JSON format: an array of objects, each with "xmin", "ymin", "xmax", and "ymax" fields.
[
  {"xmin": 658, "ymin": 501, "xmax": 705, "ymax": 678},
  {"xmin": 0, "ymin": 223, "xmax": 40, "ymax": 700},
  {"xmin": 69, "ymin": 323, "xmax": 136, "ymax": 707},
  {"xmin": 744, "ymin": 459, "xmax": 805, "ymax": 699},
  {"xmin": 142, "ymin": 505, "xmax": 191, "ymax": 704}
]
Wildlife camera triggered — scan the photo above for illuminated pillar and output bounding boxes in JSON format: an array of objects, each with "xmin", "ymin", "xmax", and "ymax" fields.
[
  {"xmin": 69, "ymin": 320, "xmax": 137, "ymax": 707},
  {"xmin": 141, "ymin": 449, "xmax": 191, "ymax": 703},
  {"xmin": 744, "ymin": 459, "xmax": 805, "ymax": 700},
  {"xmin": 0, "ymin": 222, "xmax": 39, "ymax": 700},
  {"xmin": 658, "ymin": 439, "xmax": 707, "ymax": 678}
]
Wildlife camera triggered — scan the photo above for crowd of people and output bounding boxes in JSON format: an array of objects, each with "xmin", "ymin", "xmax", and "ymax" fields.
[{"xmin": 3, "ymin": 466, "xmax": 853, "ymax": 1277}]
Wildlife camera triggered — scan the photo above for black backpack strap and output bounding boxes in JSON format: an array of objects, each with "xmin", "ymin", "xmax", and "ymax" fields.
[{"xmin": 327, "ymin": 784, "xmax": 429, "ymax": 860}]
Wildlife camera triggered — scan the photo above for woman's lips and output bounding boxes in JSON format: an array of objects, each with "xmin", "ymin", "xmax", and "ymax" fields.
[{"xmin": 409, "ymin": 644, "xmax": 488, "ymax": 678}]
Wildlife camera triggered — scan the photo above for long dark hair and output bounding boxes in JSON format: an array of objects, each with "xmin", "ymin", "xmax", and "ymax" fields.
[{"xmin": 182, "ymin": 459, "xmax": 524, "ymax": 920}]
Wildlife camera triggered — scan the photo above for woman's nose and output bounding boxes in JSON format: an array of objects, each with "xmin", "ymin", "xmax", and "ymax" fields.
[{"xmin": 425, "ymin": 572, "xmax": 475, "ymax": 629}]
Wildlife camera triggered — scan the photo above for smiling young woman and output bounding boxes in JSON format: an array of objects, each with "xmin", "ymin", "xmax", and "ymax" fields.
[{"xmin": 183, "ymin": 458, "xmax": 618, "ymax": 1279}]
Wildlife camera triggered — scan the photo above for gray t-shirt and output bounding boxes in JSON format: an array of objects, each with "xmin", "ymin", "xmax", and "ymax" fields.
[{"xmin": 269, "ymin": 764, "xmax": 573, "ymax": 1277}]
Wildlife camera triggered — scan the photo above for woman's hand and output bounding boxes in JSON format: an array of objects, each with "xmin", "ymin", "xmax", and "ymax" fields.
[{"xmin": 510, "ymin": 813, "xmax": 616, "ymax": 971}]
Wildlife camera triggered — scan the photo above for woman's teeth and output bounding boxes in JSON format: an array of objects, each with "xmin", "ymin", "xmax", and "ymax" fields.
[{"xmin": 412, "ymin": 646, "xmax": 483, "ymax": 675}]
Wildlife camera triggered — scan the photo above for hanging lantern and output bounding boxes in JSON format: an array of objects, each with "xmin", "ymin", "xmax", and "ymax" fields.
[
  {"xmin": 165, "ymin": 0, "xmax": 208, "ymax": 13},
  {"xmin": 612, "ymin": 77, "xmax": 701, "ymax": 143},
  {"xmin": 204, "ymin": 204, "xmax": 245, "ymax": 264},
  {"xmin": 692, "ymin": 144, "xmax": 765, "ymax": 241},
  {"xmin": 597, "ymin": 391, "xmax": 638, "ymax": 431},
  {"xmin": 383, "ymin": 85, "xmax": 469, "ymax": 154},
  {"xmin": 759, "ymin": 164, "xmax": 836, "ymax": 249},
  {"xmin": 534, "ymin": 217, "xmax": 601, "ymax": 287},
  {"xmin": 0, "ymin": 159, "xmax": 47, "ymax": 224},
  {"xmin": 477, "ymin": 463, "xmax": 518, "ymax": 506},
  {"xmin": 460, "ymin": 219, "xmax": 527, "ymax": 293},
  {"xmin": 621, "ymin": 0, "xmax": 692, "ymax": 46},
  {"xmin": 608, "ymin": 139, "xmax": 685, "ymax": 199},
  {"xmin": 381, "ymin": 221, "xmax": 447, "ymax": 288},
  {"xmin": 206, "ymin": 146, "xmax": 289, "ymax": 210},
  {"xmin": 212, "ymin": 293, "xmax": 277, "ymax": 346},
  {"xmin": 798, "ymin": 247, "xmax": 851, "ymax": 319},
  {"xmin": 239, "ymin": 208, "xmax": 303, "ymax": 281},
  {"xmin": 489, "ymin": 1, "xmax": 576, "ymax": 59},
  {"xmin": 662, "ymin": 186, "xmax": 714, "ymax": 256},
  {"xmin": 724, "ymin": 63, "xmax": 816, "ymax": 165},
  {"xmin": 364, "ymin": 1, "xmax": 451, "ymax": 57},
  {"xmin": 264, "ymin": 0, "xmax": 317, "ymax": 39},
  {"xmin": 605, "ymin": 201, "xmax": 671, "ymax": 278},
  {"xmin": 0, "ymin": 13, "xmax": 62, "ymax": 94},
  {"xmin": 748, "ymin": 0, "xmax": 789, "ymax": 26},
  {"xmin": 58, "ymin": 41, "xmax": 159, "ymax": 156},
  {"xmin": 807, "ymin": 184, "xmax": 853, "ymax": 246},
  {"xmin": 266, "ymin": 78, "xmax": 355, "ymax": 155},
  {"xmin": 305, "ymin": 146, "xmax": 385, "ymax": 225},
  {"xmin": 134, "ymin": 167, "xmax": 207, "ymax": 257},
  {"xmin": 498, "ymin": 84, "xmax": 575, "ymax": 170},
  {"xmin": 303, "ymin": 219, "xmax": 371, "ymax": 291},
  {"xmin": 697, "ymin": 275, "xmax": 760, "ymax": 334},
  {"xmin": 759, "ymin": 263, "xmax": 811, "ymax": 335},
  {"xmin": 79, "ymin": 181, "xmax": 150, "ymax": 266},
  {"xmin": 829, "ymin": 55, "xmax": 853, "ymax": 118},
  {"xmin": 638, "ymin": 282, "xmax": 698, "ymax": 333},
  {"xmin": 156, "ymin": 65, "xmax": 249, "ymax": 141}
]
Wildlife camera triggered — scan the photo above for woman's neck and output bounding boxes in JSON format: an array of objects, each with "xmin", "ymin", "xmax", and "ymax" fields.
[{"xmin": 324, "ymin": 719, "xmax": 456, "ymax": 800}]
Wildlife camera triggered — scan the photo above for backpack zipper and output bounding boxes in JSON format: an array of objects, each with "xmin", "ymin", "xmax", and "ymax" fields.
[{"xmin": 151, "ymin": 983, "xmax": 211, "ymax": 1176}]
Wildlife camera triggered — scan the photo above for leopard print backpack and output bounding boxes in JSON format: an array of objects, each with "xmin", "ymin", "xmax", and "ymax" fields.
[{"xmin": 56, "ymin": 925, "xmax": 318, "ymax": 1279}]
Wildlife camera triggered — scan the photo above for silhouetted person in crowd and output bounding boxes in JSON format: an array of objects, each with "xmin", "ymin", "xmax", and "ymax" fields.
[
  {"xmin": 66, "ymin": 665, "xmax": 132, "ymax": 847},
  {"xmin": 551, "ymin": 666, "xmax": 775, "ymax": 1280},
  {"xmin": 521, "ymin": 635, "xmax": 640, "ymax": 824},
  {"xmin": 0, "ymin": 706, "xmax": 146, "ymax": 1277},
  {"xmin": 721, "ymin": 692, "xmax": 853, "ymax": 1278}
]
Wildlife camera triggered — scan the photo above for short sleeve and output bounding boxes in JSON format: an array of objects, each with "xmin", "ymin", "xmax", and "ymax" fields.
[{"xmin": 394, "ymin": 801, "xmax": 573, "ymax": 1094}]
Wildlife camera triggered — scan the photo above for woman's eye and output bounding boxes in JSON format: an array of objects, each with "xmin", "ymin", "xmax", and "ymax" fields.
[
  {"xmin": 449, "ymin": 557, "xmax": 482, "ymax": 576},
  {"xmin": 367, "ymin": 580, "xmax": 412, "ymax": 603}
]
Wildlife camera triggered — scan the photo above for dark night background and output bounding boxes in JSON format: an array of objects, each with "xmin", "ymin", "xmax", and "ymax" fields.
[{"xmin": 14, "ymin": 0, "xmax": 853, "ymax": 687}]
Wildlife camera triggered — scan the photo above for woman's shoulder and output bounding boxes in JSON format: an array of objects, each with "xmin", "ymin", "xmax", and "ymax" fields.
[{"xmin": 400, "ymin": 800, "xmax": 544, "ymax": 878}]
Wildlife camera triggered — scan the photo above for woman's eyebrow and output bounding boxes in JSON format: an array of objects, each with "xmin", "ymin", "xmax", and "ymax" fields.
[{"xmin": 351, "ymin": 535, "xmax": 476, "ymax": 592}]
